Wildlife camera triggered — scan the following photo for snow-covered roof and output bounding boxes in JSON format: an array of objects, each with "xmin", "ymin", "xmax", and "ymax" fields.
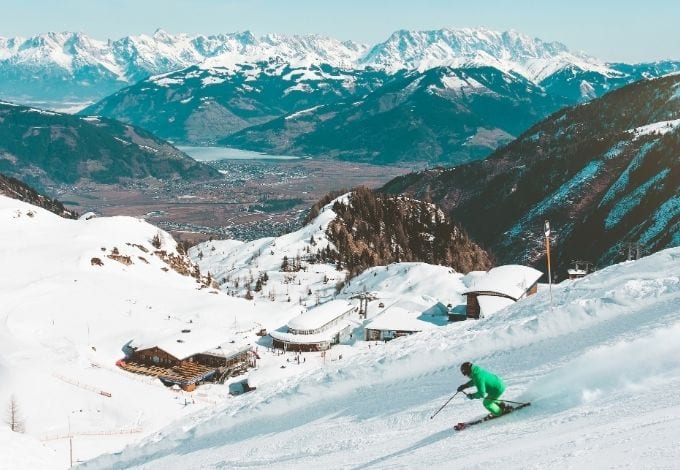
[
  {"xmin": 478, "ymin": 295, "xmax": 516, "ymax": 317},
  {"xmin": 287, "ymin": 300, "xmax": 355, "ymax": 331},
  {"xmin": 463, "ymin": 265, "xmax": 543, "ymax": 300},
  {"xmin": 269, "ymin": 323, "xmax": 351, "ymax": 344},
  {"xmin": 131, "ymin": 329, "xmax": 250, "ymax": 361},
  {"xmin": 366, "ymin": 306, "xmax": 440, "ymax": 332}
]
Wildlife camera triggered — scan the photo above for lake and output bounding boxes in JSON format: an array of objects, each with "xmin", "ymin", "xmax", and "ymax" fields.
[{"xmin": 177, "ymin": 146, "xmax": 302, "ymax": 162}]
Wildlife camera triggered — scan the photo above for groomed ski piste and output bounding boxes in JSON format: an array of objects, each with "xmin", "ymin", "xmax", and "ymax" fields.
[{"xmin": 82, "ymin": 247, "xmax": 680, "ymax": 469}]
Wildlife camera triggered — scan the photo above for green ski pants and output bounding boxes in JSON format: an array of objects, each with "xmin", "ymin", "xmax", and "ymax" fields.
[{"xmin": 483, "ymin": 391, "xmax": 504, "ymax": 416}]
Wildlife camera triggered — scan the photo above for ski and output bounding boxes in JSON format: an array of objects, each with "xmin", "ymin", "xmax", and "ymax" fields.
[{"xmin": 454, "ymin": 402, "xmax": 530, "ymax": 431}]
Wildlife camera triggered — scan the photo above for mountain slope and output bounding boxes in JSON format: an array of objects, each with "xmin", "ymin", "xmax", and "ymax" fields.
[
  {"xmin": 82, "ymin": 247, "xmax": 680, "ymax": 469},
  {"xmin": 81, "ymin": 28, "xmax": 680, "ymax": 163},
  {"xmin": 0, "ymin": 172, "xmax": 77, "ymax": 218},
  {"xmin": 82, "ymin": 62, "xmax": 389, "ymax": 144},
  {"xmin": 381, "ymin": 74, "xmax": 680, "ymax": 271},
  {"xmin": 221, "ymin": 66, "xmax": 567, "ymax": 164},
  {"xmin": 0, "ymin": 30, "xmax": 366, "ymax": 104},
  {"xmin": 0, "ymin": 27, "xmax": 603, "ymax": 106},
  {"xmin": 0, "ymin": 101, "xmax": 219, "ymax": 188},
  {"xmin": 359, "ymin": 28, "xmax": 611, "ymax": 79},
  {"xmin": 189, "ymin": 190, "xmax": 492, "ymax": 305},
  {"xmin": 0, "ymin": 194, "xmax": 308, "ymax": 463}
]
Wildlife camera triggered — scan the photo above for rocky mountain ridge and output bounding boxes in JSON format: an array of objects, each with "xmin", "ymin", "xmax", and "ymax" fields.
[
  {"xmin": 3, "ymin": 27, "xmax": 662, "ymax": 106},
  {"xmin": 0, "ymin": 100, "xmax": 220, "ymax": 189},
  {"xmin": 381, "ymin": 74, "xmax": 680, "ymax": 272}
]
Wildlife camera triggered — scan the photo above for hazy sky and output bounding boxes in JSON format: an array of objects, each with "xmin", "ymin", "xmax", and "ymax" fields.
[{"xmin": 1, "ymin": 0, "xmax": 679, "ymax": 62}]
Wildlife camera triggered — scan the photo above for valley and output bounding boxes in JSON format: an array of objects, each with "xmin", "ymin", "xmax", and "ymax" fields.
[{"xmin": 54, "ymin": 154, "xmax": 412, "ymax": 242}]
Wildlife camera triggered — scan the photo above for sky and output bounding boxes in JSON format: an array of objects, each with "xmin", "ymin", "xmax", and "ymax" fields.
[
  {"xmin": 0, "ymin": 0, "xmax": 680, "ymax": 62},
  {"xmin": 1, "ymin": 0, "xmax": 679, "ymax": 62}
]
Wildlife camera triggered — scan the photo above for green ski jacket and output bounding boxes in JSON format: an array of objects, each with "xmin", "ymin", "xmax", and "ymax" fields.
[{"xmin": 466, "ymin": 365, "xmax": 505, "ymax": 399}]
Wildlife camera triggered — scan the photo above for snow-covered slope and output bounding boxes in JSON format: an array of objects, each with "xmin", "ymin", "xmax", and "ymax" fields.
[
  {"xmin": 0, "ymin": 30, "xmax": 367, "ymax": 104},
  {"xmin": 189, "ymin": 192, "xmax": 490, "ymax": 304},
  {"xmin": 82, "ymin": 245, "xmax": 680, "ymax": 468},
  {"xmin": 0, "ymin": 28, "xmax": 605, "ymax": 87},
  {"xmin": 0, "ymin": 195, "xmax": 306, "ymax": 464},
  {"xmin": 0, "ymin": 193, "xmax": 482, "ymax": 467},
  {"xmin": 360, "ymin": 28, "xmax": 615, "ymax": 81},
  {"xmin": 1, "ymin": 27, "xmax": 633, "ymax": 107},
  {"xmin": 189, "ymin": 194, "xmax": 346, "ymax": 305},
  {"xmin": 0, "ymin": 30, "xmax": 366, "ymax": 84}
]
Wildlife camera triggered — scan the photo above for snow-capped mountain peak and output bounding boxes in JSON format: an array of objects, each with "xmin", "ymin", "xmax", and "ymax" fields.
[
  {"xmin": 359, "ymin": 27, "xmax": 613, "ymax": 81},
  {"xmin": 0, "ymin": 27, "xmax": 615, "ymax": 93}
]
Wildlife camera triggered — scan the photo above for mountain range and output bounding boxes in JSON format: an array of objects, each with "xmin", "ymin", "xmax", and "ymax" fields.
[
  {"xmin": 70, "ymin": 28, "xmax": 680, "ymax": 164},
  {"xmin": 0, "ymin": 30, "xmax": 366, "ymax": 104},
  {"xmin": 381, "ymin": 74, "xmax": 680, "ymax": 272},
  {"xmin": 0, "ymin": 100, "xmax": 219, "ymax": 189}
]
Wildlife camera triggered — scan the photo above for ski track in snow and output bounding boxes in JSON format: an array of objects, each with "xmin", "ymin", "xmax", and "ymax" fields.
[{"xmin": 82, "ymin": 249, "xmax": 680, "ymax": 469}]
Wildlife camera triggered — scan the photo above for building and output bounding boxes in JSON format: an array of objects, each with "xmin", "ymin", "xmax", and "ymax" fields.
[
  {"xmin": 270, "ymin": 300, "xmax": 357, "ymax": 352},
  {"xmin": 118, "ymin": 329, "xmax": 254, "ymax": 391},
  {"xmin": 463, "ymin": 265, "xmax": 543, "ymax": 319},
  {"xmin": 365, "ymin": 301, "xmax": 448, "ymax": 341},
  {"xmin": 567, "ymin": 261, "xmax": 593, "ymax": 280}
]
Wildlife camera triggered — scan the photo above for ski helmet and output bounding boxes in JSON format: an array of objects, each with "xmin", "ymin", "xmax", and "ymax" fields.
[{"xmin": 460, "ymin": 362, "xmax": 472, "ymax": 376}]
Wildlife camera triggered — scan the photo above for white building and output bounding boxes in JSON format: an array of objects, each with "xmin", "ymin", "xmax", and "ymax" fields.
[
  {"xmin": 365, "ymin": 301, "xmax": 448, "ymax": 341},
  {"xmin": 270, "ymin": 300, "xmax": 358, "ymax": 351},
  {"xmin": 462, "ymin": 265, "xmax": 543, "ymax": 318}
]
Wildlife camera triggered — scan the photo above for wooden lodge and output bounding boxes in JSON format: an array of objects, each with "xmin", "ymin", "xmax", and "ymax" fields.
[
  {"xmin": 462, "ymin": 265, "xmax": 543, "ymax": 319},
  {"xmin": 119, "ymin": 330, "xmax": 255, "ymax": 391}
]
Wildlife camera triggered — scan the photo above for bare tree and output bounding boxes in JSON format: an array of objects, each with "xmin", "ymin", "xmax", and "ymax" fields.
[{"xmin": 5, "ymin": 395, "xmax": 25, "ymax": 433}]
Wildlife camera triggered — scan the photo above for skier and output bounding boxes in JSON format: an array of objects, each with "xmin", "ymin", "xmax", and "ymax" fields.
[{"xmin": 457, "ymin": 362, "xmax": 508, "ymax": 417}]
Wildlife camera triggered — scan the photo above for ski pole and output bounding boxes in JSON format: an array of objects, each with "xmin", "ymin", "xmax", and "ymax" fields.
[
  {"xmin": 430, "ymin": 391, "xmax": 460, "ymax": 419},
  {"xmin": 489, "ymin": 398, "xmax": 529, "ymax": 406}
]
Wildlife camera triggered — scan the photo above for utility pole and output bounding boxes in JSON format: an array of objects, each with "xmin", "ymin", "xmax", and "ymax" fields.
[
  {"xmin": 67, "ymin": 414, "xmax": 73, "ymax": 468},
  {"xmin": 544, "ymin": 220, "xmax": 553, "ymax": 307}
]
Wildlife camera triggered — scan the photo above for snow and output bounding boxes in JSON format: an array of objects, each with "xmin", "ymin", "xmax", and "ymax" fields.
[
  {"xmin": 200, "ymin": 76, "xmax": 226, "ymax": 87},
  {"xmin": 129, "ymin": 327, "xmax": 253, "ymax": 362},
  {"xmin": 478, "ymin": 295, "xmax": 516, "ymax": 317},
  {"xmin": 1, "ymin": 27, "xmax": 622, "ymax": 92},
  {"xmin": 152, "ymin": 77, "xmax": 184, "ymax": 87},
  {"xmin": 463, "ymin": 264, "xmax": 543, "ymax": 300},
  {"xmin": 283, "ymin": 81, "xmax": 313, "ymax": 95},
  {"xmin": 21, "ymin": 107, "xmax": 60, "ymax": 116},
  {"xmin": 604, "ymin": 169, "xmax": 670, "ymax": 229},
  {"xmin": 0, "ymin": 195, "xmax": 304, "ymax": 464},
  {"xmin": 359, "ymin": 28, "xmax": 615, "ymax": 82},
  {"xmin": 0, "ymin": 427, "xmax": 60, "ymax": 469},
  {"xmin": 365, "ymin": 304, "xmax": 442, "ymax": 332},
  {"xmin": 287, "ymin": 300, "xmax": 354, "ymax": 330},
  {"xmin": 600, "ymin": 141, "xmax": 657, "ymax": 206},
  {"xmin": 628, "ymin": 119, "xmax": 680, "ymax": 139},
  {"xmin": 3, "ymin": 192, "xmax": 680, "ymax": 469},
  {"xmin": 284, "ymin": 104, "xmax": 324, "ymax": 120},
  {"xmin": 507, "ymin": 160, "xmax": 603, "ymax": 237},
  {"xmin": 81, "ymin": 246, "xmax": 680, "ymax": 469},
  {"xmin": 638, "ymin": 196, "xmax": 680, "ymax": 245}
]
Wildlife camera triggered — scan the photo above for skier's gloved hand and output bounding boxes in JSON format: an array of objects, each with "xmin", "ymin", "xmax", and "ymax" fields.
[
  {"xmin": 457, "ymin": 384, "xmax": 466, "ymax": 392},
  {"xmin": 466, "ymin": 393, "xmax": 475, "ymax": 400}
]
